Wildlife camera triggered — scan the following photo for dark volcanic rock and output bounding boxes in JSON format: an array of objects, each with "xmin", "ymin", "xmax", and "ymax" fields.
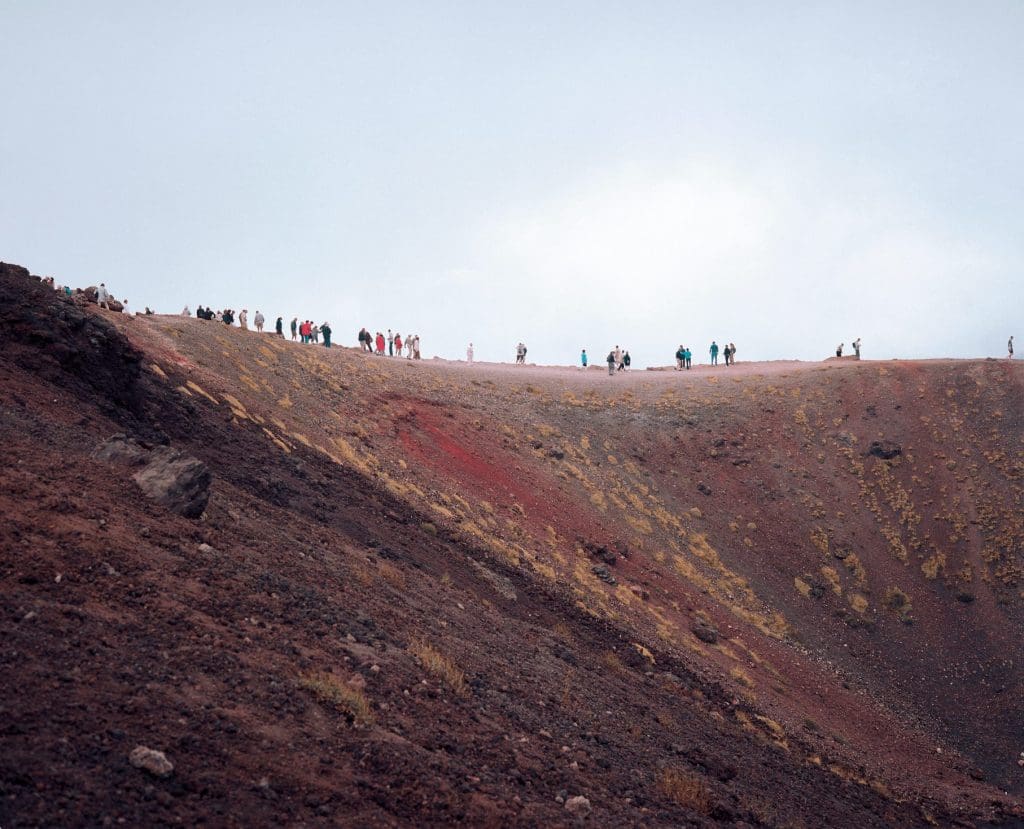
[
  {"xmin": 92, "ymin": 434, "xmax": 149, "ymax": 467},
  {"xmin": 133, "ymin": 447, "xmax": 211, "ymax": 518},
  {"xmin": 866, "ymin": 440, "xmax": 902, "ymax": 460}
]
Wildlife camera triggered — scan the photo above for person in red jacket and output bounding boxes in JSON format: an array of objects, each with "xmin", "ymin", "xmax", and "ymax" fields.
[
  {"xmin": 393, "ymin": 332, "xmax": 402, "ymax": 355},
  {"xmin": 375, "ymin": 332, "xmax": 385, "ymax": 354}
]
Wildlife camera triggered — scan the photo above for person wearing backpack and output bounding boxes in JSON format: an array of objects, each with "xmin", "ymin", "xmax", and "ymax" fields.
[{"xmin": 675, "ymin": 345, "xmax": 684, "ymax": 370}]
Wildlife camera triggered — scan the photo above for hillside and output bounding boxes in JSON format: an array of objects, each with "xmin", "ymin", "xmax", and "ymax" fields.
[{"xmin": 2, "ymin": 262, "xmax": 1022, "ymax": 828}]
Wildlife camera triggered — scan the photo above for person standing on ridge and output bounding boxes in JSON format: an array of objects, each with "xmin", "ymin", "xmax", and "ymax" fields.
[
  {"xmin": 388, "ymin": 329, "xmax": 394, "ymax": 356},
  {"xmin": 581, "ymin": 349, "xmax": 588, "ymax": 369},
  {"xmin": 1009, "ymin": 336, "xmax": 1014, "ymax": 359},
  {"xmin": 321, "ymin": 322, "xmax": 332, "ymax": 348},
  {"xmin": 853, "ymin": 338, "xmax": 861, "ymax": 358},
  {"xmin": 254, "ymin": 311, "xmax": 265, "ymax": 333},
  {"xmin": 239, "ymin": 309, "xmax": 248, "ymax": 330},
  {"xmin": 467, "ymin": 343, "xmax": 474, "ymax": 363},
  {"xmin": 710, "ymin": 341, "xmax": 719, "ymax": 365},
  {"xmin": 394, "ymin": 332, "xmax": 402, "ymax": 356},
  {"xmin": 622, "ymin": 350, "xmax": 631, "ymax": 371},
  {"xmin": 96, "ymin": 283, "xmax": 111, "ymax": 310},
  {"xmin": 290, "ymin": 317, "xmax": 298, "ymax": 341},
  {"xmin": 607, "ymin": 349, "xmax": 616, "ymax": 375},
  {"xmin": 275, "ymin": 316, "xmax": 283, "ymax": 337},
  {"xmin": 684, "ymin": 347, "xmax": 692, "ymax": 369},
  {"xmin": 836, "ymin": 343, "xmax": 843, "ymax": 357},
  {"xmin": 675, "ymin": 345, "xmax": 684, "ymax": 370}
]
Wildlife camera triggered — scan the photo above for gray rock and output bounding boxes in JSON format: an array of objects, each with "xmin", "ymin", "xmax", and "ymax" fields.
[
  {"xmin": 133, "ymin": 447, "xmax": 210, "ymax": 518},
  {"xmin": 564, "ymin": 795, "xmax": 591, "ymax": 815},
  {"xmin": 92, "ymin": 434, "xmax": 148, "ymax": 466},
  {"xmin": 129, "ymin": 745, "xmax": 174, "ymax": 778}
]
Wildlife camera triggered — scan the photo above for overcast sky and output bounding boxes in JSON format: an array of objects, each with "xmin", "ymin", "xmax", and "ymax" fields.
[{"xmin": 2, "ymin": 2, "xmax": 1021, "ymax": 365}]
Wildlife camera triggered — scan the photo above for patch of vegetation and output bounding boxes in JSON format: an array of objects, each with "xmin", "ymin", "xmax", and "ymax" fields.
[
  {"xmin": 657, "ymin": 768, "xmax": 712, "ymax": 814},
  {"xmin": 299, "ymin": 672, "xmax": 374, "ymax": 725},
  {"xmin": 408, "ymin": 639, "xmax": 468, "ymax": 696}
]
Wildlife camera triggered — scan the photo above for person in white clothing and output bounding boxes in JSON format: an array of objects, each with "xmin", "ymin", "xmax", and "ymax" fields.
[
  {"xmin": 121, "ymin": 299, "xmax": 131, "ymax": 315},
  {"xmin": 254, "ymin": 311, "xmax": 265, "ymax": 332},
  {"xmin": 467, "ymin": 343, "xmax": 474, "ymax": 363},
  {"xmin": 182, "ymin": 306, "xmax": 191, "ymax": 316},
  {"xmin": 239, "ymin": 309, "xmax": 248, "ymax": 330},
  {"xmin": 96, "ymin": 283, "xmax": 111, "ymax": 309}
]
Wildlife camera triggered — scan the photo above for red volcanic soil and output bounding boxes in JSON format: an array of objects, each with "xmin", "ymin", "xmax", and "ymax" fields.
[{"xmin": 2, "ymin": 262, "xmax": 1023, "ymax": 828}]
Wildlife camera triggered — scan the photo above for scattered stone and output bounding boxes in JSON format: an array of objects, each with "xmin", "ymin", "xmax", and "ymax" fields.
[
  {"xmin": 956, "ymin": 591, "xmax": 975, "ymax": 603},
  {"xmin": 369, "ymin": 664, "xmax": 381, "ymax": 674},
  {"xmin": 197, "ymin": 543, "xmax": 216, "ymax": 554},
  {"xmin": 133, "ymin": 447, "xmax": 211, "ymax": 518},
  {"xmin": 129, "ymin": 746, "xmax": 174, "ymax": 778},
  {"xmin": 547, "ymin": 448, "xmax": 565, "ymax": 460},
  {"xmin": 866, "ymin": 440, "xmax": 902, "ymax": 460},
  {"xmin": 591, "ymin": 565, "xmax": 617, "ymax": 585},
  {"xmin": 697, "ymin": 482, "xmax": 712, "ymax": 496},
  {"xmin": 564, "ymin": 795, "xmax": 591, "ymax": 815}
]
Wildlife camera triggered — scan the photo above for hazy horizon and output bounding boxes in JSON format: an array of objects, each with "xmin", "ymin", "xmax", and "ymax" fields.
[{"xmin": 2, "ymin": 2, "xmax": 1021, "ymax": 366}]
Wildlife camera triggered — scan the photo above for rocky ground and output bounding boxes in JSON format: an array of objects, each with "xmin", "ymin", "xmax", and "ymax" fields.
[{"xmin": 2, "ymin": 262, "xmax": 1023, "ymax": 827}]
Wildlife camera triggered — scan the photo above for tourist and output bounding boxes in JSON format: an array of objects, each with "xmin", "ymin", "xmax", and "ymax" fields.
[
  {"xmin": 467, "ymin": 342, "xmax": 474, "ymax": 363},
  {"xmin": 710, "ymin": 341, "xmax": 719, "ymax": 365},
  {"xmin": 254, "ymin": 311, "xmax": 265, "ymax": 333},
  {"xmin": 581, "ymin": 349, "xmax": 588, "ymax": 369},
  {"xmin": 322, "ymin": 322, "xmax": 332, "ymax": 348}
]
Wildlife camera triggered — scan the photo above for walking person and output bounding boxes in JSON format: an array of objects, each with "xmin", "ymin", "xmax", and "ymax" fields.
[
  {"xmin": 394, "ymin": 332, "xmax": 402, "ymax": 356},
  {"xmin": 239, "ymin": 309, "xmax": 248, "ymax": 330},
  {"xmin": 96, "ymin": 282, "xmax": 111, "ymax": 310},
  {"xmin": 607, "ymin": 349, "xmax": 616, "ymax": 375},
  {"xmin": 375, "ymin": 332, "xmax": 385, "ymax": 355},
  {"xmin": 728, "ymin": 343, "xmax": 736, "ymax": 365},
  {"xmin": 675, "ymin": 345, "xmax": 684, "ymax": 371},
  {"xmin": 275, "ymin": 316, "xmax": 283, "ymax": 337},
  {"xmin": 413, "ymin": 334, "xmax": 421, "ymax": 359},
  {"xmin": 290, "ymin": 317, "xmax": 298, "ymax": 341},
  {"xmin": 254, "ymin": 311, "xmax": 265, "ymax": 333},
  {"xmin": 623, "ymin": 350, "xmax": 631, "ymax": 370}
]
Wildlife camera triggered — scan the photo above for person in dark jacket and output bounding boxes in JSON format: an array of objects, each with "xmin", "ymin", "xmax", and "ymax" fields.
[{"xmin": 321, "ymin": 322, "xmax": 332, "ymax": 348}]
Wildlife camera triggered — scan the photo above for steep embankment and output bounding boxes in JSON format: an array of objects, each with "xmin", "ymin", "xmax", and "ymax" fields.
[{"xmin": 1, "ymin": 262, "xmax": 1022, "ymax": 827}]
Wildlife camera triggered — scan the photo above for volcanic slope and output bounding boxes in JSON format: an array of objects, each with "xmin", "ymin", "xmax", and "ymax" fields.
[{"xmin": 2, "ymin": 263, "xmax": 1022, "ymax": 827}]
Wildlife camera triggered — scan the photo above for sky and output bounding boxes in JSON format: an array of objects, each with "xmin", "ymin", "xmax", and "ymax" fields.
[{"xmin": 2, "ymin": 1, "xmax": 1022, "ymax": 366}]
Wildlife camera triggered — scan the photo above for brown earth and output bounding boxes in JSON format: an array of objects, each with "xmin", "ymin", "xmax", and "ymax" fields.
[{"xmin": 2, "ymin": 261, "xmax": 1023, "ymax": 827}]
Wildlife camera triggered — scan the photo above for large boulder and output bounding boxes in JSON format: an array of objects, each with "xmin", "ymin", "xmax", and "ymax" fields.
[{"xmin": 132, "ymin": 447, "xmax": 211, "ymax": 518}]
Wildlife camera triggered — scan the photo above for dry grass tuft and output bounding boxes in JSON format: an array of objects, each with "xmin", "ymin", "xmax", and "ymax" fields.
[
  {"xmin": 408, "ymin": 639, "xmax": 468, "ymax": 695},
  {"xmin": 299, "ymin": 672, "xmax": 374, "ymax": 725},
  {"xmin": 657, "ymin": 768, "xmax": 712, "ymax": 814}
]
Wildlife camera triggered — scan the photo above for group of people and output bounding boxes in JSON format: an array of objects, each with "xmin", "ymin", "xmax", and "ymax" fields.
[
  {"xmin": 709, "ymin": 340, "xmax": 737, "ymax": 366},
  {"xmin": 835, "ymin": 338, "xmax": 862, "ymax": 358},
  {"xmin": 359, "ymin": 328, "xmax": 420, "ymax": 359},
  {"xmin": 603, "ymin": 346, "xmax": 632, "ymax": 374},
  {"xmin": 192, "ymin": 305, "xmax": 237, "ymax": 323},
  {"xmin": 674, "ymin": 346, "xmax": 693, "ymax": 369},
  {"xmin": 291, "ymin": 319, "xmax": 332, "ymax": 346}
]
